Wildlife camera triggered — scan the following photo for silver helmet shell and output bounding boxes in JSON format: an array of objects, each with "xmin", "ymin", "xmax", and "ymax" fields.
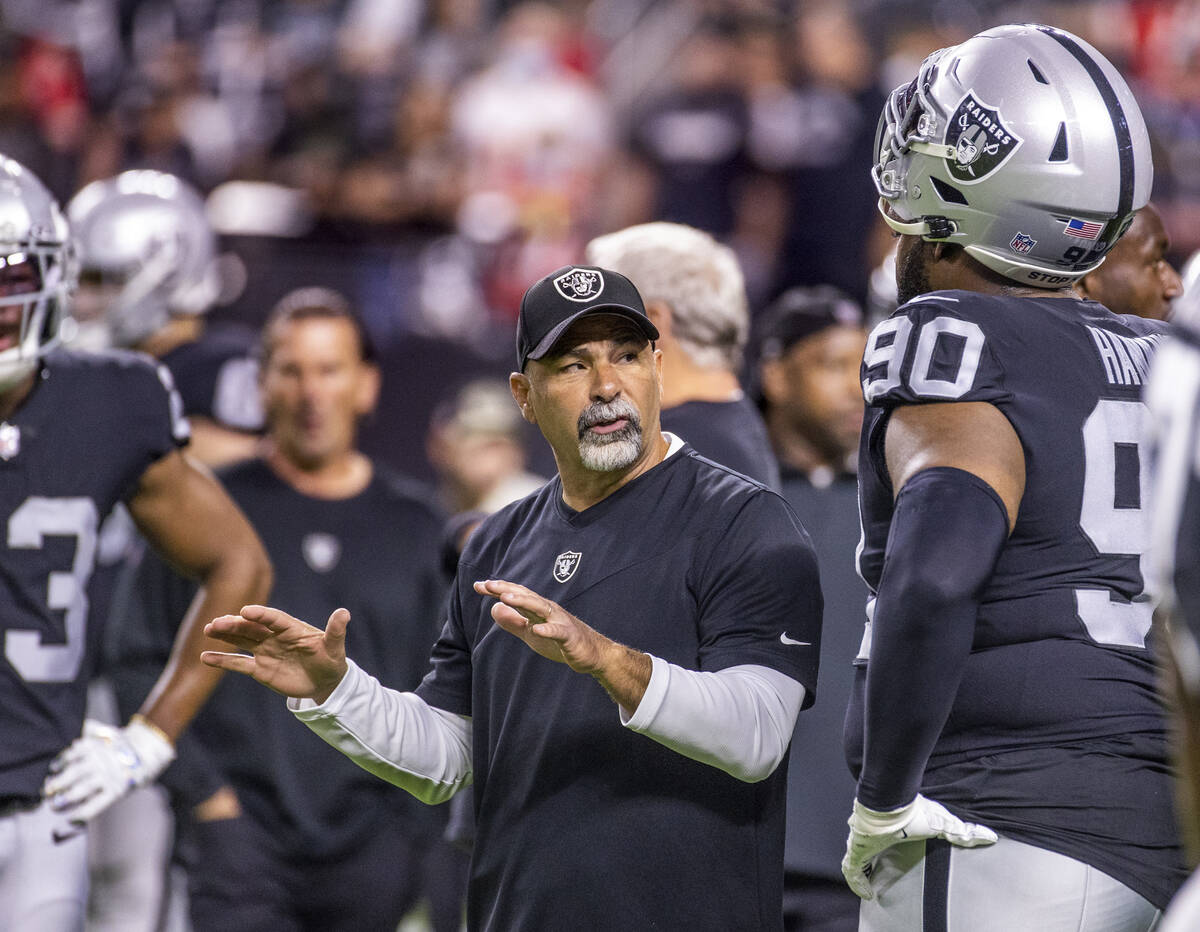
[
  {"xmin": 0, "ymin": 155, "xmax": 73, "ymax": 391},
  {"xmin": 872, "ymin": 24, "xmax": 1153, "ymax": 288},
  {"xmin": 66, "ymin": 171, "xmax": 217, "ymax": 348}
]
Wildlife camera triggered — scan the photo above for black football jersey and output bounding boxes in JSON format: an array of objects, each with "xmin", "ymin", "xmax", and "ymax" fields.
[
  {"xmin": 849, "ymin": 290, "xmax": 1186, "ymax": 908},
  {"xmin": 0, "ymin": 349, "xmax": 188, "ymax": 798}
]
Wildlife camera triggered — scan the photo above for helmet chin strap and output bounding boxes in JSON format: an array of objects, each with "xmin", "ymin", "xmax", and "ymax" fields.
[{"xmin": 876, "ymin": 198, "xmax": 957, "ymax": 239}]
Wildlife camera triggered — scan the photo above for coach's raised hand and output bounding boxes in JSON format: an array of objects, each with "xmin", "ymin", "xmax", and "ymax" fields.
[
  {"xmin": 202, "ymin": 605, "xmax": 350, "ymax": 703},
  {"xmin": 474, "ymin": 579, "xmax": 652, "ymax": 711}
]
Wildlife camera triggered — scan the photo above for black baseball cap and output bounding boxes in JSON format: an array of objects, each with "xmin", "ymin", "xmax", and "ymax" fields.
[
  {"xmin": 516, "ymin": 265, "xmax": 659, "ymax": 371},
  {"xmin": 757, "ymin": 286, "xmax": 864, "ymax": 361}
]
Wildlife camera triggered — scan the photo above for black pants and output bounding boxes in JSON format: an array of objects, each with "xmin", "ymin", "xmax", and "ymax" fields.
[
  {"xmin": 783, "ymin": 871, "xmax": 860, "ymax": 932},
  {"xmin": 183, "ymin": 812, "xmax": 449, "ymax": 932}
]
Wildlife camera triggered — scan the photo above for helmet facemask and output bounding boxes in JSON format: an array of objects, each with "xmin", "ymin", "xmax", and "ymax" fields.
[{"xmin": 0, "ymin": 177, "xmax": 73, "ymax": 392}]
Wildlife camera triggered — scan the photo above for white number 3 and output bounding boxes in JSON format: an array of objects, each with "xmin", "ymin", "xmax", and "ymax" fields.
[{"xmin": 5, "ymin": 497, "xmax": 98, "ymax": 682}]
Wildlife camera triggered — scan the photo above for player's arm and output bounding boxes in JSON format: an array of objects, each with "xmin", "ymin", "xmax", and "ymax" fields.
[
  {"xmin": 201, "ymin": 605, "xmax": 473, "ymax": 804},
  {"xmin": 185, "ymin": 416, "xmax": 261, "ymax": 468},
  {"xmin": 44, "ymin": 450, "xmax": 271, "ymax": 830},
  {"xmin": 126, "ymin": 450, "xmax": 272, "ymax": 739},
  {"xmin": 843, "ymin": 401, "xmax": 1022, "ymax": 897}
]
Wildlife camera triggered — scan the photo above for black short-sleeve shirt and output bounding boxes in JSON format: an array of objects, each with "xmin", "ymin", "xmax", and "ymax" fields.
[{"xmin": 417, "ymin": 444, "xmax": 822, "ymax": 931}]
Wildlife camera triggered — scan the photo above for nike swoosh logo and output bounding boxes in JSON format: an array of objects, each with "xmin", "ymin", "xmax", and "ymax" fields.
[{"xmin": 779, "ymin": 633, "xmax": 811, "ymax": 646}]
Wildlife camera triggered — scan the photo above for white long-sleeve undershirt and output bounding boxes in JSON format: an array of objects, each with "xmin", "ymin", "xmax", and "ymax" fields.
[{"xmin": 288, "ymin": 654, "xmax": 804, "ymax": 802}]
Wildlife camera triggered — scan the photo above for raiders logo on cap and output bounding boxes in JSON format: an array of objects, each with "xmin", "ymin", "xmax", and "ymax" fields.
[
  {"xmin": 945, "ymin": 91, "xmax": 1022, "ymax": 184},
  {"xmin": 553, "ymin": 268, "xmax": 604, "ymax": 303}
]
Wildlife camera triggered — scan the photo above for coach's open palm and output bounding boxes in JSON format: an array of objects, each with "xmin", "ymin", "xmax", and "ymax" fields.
[
  {"xmin": 474, "ymin": 579, "xmax": 609, "ymax": 673},
  {"xmin": 201, "ymin": 605, "xmax": 350, "ymax": 703}
]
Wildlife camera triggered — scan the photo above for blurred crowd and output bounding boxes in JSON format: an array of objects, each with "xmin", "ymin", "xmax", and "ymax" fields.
[{"xmin": 3, "ymin": 0, "xmax": 1200, "ymax": 476}]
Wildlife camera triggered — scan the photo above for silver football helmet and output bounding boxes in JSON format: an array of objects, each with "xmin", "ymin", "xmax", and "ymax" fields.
[
  {"xmin": 66, "ymin": 171, "xmax": 218, "ymax": 348},
  {"xmin": 0, "ymin": 155, "xmax": 73, "ymax": 391},
  {"xmin": 872, "ymin": 24, "xmax": 1153, "ymax": 287}
]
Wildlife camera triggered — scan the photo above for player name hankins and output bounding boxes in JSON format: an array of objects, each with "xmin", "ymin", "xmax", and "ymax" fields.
[{"xmin": 1086, "ymin": 326, "xmax": 1162, "ymax": 387}]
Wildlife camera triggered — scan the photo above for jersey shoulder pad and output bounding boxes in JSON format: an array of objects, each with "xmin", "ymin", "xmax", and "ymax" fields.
[{"xmin": 861, "ymin": 290, "xmax": 1010, "ymax": 408}]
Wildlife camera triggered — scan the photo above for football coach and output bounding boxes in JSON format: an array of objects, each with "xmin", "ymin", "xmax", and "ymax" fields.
[{"xmin": 201, "ymin": 266, "xmax": 824, "ymax": 931}]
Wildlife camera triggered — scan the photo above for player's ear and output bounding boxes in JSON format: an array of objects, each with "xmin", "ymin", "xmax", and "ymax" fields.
[
  {"xmin": 510, "ymin": 372, "xmax": 536, "ymax": 424},
  {"xmin": 931, "ymin": 241, "xmax": 958, "ymax": 262},
  {"xmin": 759, "ymin": 358, "xmax": 785, "ymax": 406},
  {"xmin": 354, "ymin": 362, "xmax": 381, "ymax": 416}
]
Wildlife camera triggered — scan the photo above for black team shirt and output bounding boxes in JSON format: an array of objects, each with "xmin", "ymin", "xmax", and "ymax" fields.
[
  {"xmin": 112, "ymin": 459, "xmax": 448, "ymax": 857},
  {"xmin": 661, "ymin": 395, "xmax": 781, "ymax": 490},
  {"xmin": 416, "ymin": 443, "xmax": 823, "ymax": 931}
]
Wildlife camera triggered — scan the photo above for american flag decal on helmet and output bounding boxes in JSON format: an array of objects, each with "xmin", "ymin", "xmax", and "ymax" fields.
[{"xmin": 1063, "ymin": 217, "xmax": 1103, "ymax": 240}]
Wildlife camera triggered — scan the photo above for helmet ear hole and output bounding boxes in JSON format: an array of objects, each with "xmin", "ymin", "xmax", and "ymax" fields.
[
  {"xmin": 1049, "ymin": 124, "xmax": 1069, "ymax": 162},
  {"xmin": 930, "ymin": 177, "xmax": 969, "ymax": 206}
]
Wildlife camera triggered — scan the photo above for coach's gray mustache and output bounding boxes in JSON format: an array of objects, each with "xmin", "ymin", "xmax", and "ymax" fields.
[{"xmin": 578, "ymin": 400, "xmax": 640, "ymax": 438}]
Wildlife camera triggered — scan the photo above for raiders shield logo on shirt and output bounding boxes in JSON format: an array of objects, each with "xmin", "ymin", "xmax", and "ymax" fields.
[
  {"xmin": 553, "ymin": 550, "xmax": 581, "ymax": 583},
  {"xmin": 553, "ymin": 269, "xmax": 604, "ymax": 303},
  {"xmin": 945, "ymin": 91, "xmax": 1022, "ymax": 184},
  {"xmin": 0, "ymin": 422, "xmax": 19, "ymax": 461},
  {"xmin": 302, "ymin": 532, "xmax": 341, "ymax": 573}
]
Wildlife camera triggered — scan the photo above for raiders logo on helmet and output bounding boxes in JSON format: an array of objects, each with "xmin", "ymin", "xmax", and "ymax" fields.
[
  {"xmin": 945, "ymin": 92, "xmax": 1022, "ymax": 184},
  {"xmin": 553, "ymin": 268, "xmax": 604, "ymax": 303}
]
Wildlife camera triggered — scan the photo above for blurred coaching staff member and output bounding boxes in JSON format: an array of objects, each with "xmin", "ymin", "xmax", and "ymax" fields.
[
  {"xmin": 202, "ymin": 266, "xmax": 824, "ymax": 931},
  {"xmin": 111, "ymin": 288, "xmax": 456, "ymax": 931}
]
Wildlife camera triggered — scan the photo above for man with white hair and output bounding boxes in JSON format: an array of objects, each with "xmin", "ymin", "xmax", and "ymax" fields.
[{"xmin": 586, "ymin": 222, "xmax": 780, "ymax": 489}]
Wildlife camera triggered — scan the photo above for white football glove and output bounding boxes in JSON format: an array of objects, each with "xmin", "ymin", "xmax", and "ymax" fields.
[
  {"xmin": 42, "ymin": 716, "xmax": 175, "ymax": 839},
  {"xmin": 842, "ymin": 794, "xmax": 997, "ymax": 900}
]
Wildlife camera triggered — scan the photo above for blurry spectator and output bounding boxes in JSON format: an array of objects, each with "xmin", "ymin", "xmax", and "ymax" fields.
[
  {"xmin": 111, "ymin": 288, "xmax": 461, "ymax": 932},
  {"xmin": 587, "ymin": 220, "xmax": 780, "ymax": 489},
  {"xmin": 3, "ymin": 36, "xmax": 90, "ymax": 201},
  {"xmin": 428, "ymin": 379, "xmax": 547, "ymax": 518},
  {"xmin": 1074, "ymin": 203, "xmax": 1183, "ymax": 321},
  {"xmin": 628, "ymin": 19, "xmax": 750, "ymax": 240},
  {"xmin": 267, "ymin": 63, "xmax": 356, "ymax": 217},
  {"xmin": 734, "ymin": 14, "xmax": 797, "ymax": 304},
  {"xmin": 335, "ymin": 78, "xmax": 462, "ymax": 231},
  {"xmin": 756, "ymin": 285, "xmax": 868, "ymax": 932},
  {"xmin": 771, "ymin": 5, "xmax": 886, "ymax": 305},
  {"xmin": 450, "ymin": 2, "xmax": 614, "ymax": 317}
]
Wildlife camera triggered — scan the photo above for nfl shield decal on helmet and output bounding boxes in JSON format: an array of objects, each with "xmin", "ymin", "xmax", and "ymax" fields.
[
  {"xmin": 553, "ymin": 550, "xmax": 582, "ymax": 583},
  {"xmin": 1010, "ymin": 232, "xmax": 1036, "ymax": 255},
  {"xmin": 553, "ymin": 268, "xmax": 604, "ymax": 303},
  {"xmin": 945, "ymin": 91, "xmax": 1022, "ymax": 184},
  {"xmin": 302, "ymin": 532, "xmax": 341, "ymax": 573}
]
